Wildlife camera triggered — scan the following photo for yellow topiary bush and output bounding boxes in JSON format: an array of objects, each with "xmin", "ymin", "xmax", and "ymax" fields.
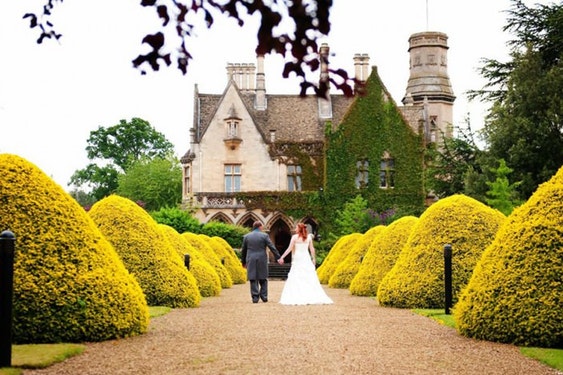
[
  {"xmin": 0, "ymin": 154, "xmax": 149, "ymax": 344},
  {"xmin": 89, "ymin": 195, "xmax": 201, "ymax": 308},
  {"xmin": 377, "ymin": 194, "xmax": 505, "ymax": 308},
  {"xmin": 207, "ymin": 235, "xmax": 246, "ymax": 284},
  {"xmin": 350, "ymin": 216, "xmax": 418, "ymax": 296},
  {"xmin": 158, "ymin": 224, "xmax": 221, "ymax": 297},
  {"xmin": 317, "ymin": 233, "xmax": 362, "ymax": 284},
  {"xmin": 454, "ymin": 167, "xmax": 563, "ymax": 347},
  {"xmin": 182, "ymin": 232, "xmax": 233, "ymax": 288},
  {"xmin": 329, "ymin": 226, "xmax": 386, "ymax": 289}
]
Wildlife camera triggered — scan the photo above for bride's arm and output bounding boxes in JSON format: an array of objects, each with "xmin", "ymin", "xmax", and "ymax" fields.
[
  {"xmin": 308, "ymin": 234, "xmax": 316, "ymax": 265},
  {"xmin": 280, "ymin": 235, "xmax": 296, "ymax": 261}
]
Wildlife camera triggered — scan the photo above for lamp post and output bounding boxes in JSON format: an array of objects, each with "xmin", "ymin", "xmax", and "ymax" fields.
[
  {"xmin": 444, "ymin": 244, "xmax": 453, "ymax": 315},
  {"xmin": 0, "ymin": 231, "xmax": 15, "ymax": 367}
]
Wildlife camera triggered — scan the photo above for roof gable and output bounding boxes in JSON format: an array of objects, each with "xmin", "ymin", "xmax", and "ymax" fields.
[{"xmin": 193, "ymin": 82, "xmax": 355, "ymax": 145}]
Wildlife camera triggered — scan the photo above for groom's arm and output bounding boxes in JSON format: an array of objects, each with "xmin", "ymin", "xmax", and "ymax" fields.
[
  {"xmin": 241, "ymin": 237, "xmax": 248, "ymax": 267},
  {"xmin": 264, "ymin": 234, "xmax": 281, "ymax": 260}
]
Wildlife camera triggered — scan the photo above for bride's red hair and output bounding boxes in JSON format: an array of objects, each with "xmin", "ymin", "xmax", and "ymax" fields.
[{"xmin": 296, "ymin": 223, "xmax": 308, "ymax": 241}]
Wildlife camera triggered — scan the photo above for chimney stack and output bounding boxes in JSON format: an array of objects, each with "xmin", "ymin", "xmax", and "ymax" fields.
[
  {"xmin": 353, "ymin": 53, "xmax": 370, "ymax": 82},
  {"xmin": 318, "ymin": 43, "xmax": 332, "ymax": 118},
  {"xmin": 255, "ymin": 54, "xmax": 266, "ymax": 110},
  {"xmin": 226, "ymin": 63, "xmax": 256, "ymax": 91}
]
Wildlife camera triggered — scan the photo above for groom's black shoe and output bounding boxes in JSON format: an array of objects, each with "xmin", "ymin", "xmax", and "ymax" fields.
[
  {"xmin": 261, "ymin": 298, "xmax": 268, "ymax": 303},
  {"xmin": 252, "ymin": 298, "xmax": 259, "ymax": 303}
]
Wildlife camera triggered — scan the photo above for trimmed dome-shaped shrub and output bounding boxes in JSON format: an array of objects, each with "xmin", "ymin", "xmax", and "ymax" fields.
[
  {"xmin": 207, "ymin": 235, "xmax": 246, "ymax": 284},
  {"xmin": 182, "ymin": 232, "xmax": 233, "ymax": 288},
  {"xmin": 329, "ymin": 226, "xmax": 386, "ymax": 289},
  {"xmin": 317, "ymin": 233, "xmax": 362, "ymax": 284},
  {"xmin": 377, "ymin": 194, "xmax": 505, "ymax": 308},
  {"xmin": 158, "ymin": 224, "xmax": 221, "ymax": 297},
  {"xmin": 350, "ymin": 216, "xmax": 418, "ymax": 296},
  {"xmin": 0, "ymin": 154, "xmax": 149, "ymax": 343},
  {"xmin": 89, "ymin": 195, "xmax": 201, "ymax": 308},
  {"xmin": 454, "ymin": 168, "xmax": 563, "ymax": 347}
]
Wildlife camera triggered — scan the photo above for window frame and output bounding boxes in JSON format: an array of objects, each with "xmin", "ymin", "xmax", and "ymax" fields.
[
  {"xmin": 224, "ymin": 164, "xmax": 241, "ymax": 192},
  {"xmin": 287, "ymin": 164, "xmax": 302, "ymax": 192}
]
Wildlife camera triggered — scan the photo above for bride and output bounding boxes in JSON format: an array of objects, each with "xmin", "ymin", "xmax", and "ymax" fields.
[{"xmin": 278, "ymin": 223, "xmax": 333, "ymax": 305}]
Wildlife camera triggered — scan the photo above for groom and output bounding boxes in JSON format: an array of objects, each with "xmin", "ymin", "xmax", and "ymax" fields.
[{"xmin": 241, "ymin": 221, "xmax": 281, "ymax": 303}]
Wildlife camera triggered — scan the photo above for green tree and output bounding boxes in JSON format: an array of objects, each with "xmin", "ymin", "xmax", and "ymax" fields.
[
  {"xmin": 485, "ymin": 159, "xmax": 522, "ymax": 216},
  {"xmin": 151, "ymin": 206, "xmax": 203, "ymax": 234},
  {"xmin": 424, "ymin": 117, "xmax": 482, "ymax": 198},
  {"xmin": 117, "ymin": 157, "xmax": 182, "ymax": 211},
  {"xmin": 331, "ymin": 195, "xmax": 381, "ymax": 238},
  {"xmin": 469, "ymin": 0, "xmax": 563, "ymax": 200},
  {"xmin": 69, "ymin": 118, "xmax": 175, "ymax": 201},
  {"xmin": 68, "ymin": 188, "xmax": 97, "ymax": 209},
  {"xmin": 200, "ymin": 221, "xmax": 250, "ymax": 249}
]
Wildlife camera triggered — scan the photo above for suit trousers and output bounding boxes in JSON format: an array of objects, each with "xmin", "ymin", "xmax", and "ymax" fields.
[{"xmin": 250, "ymin": 279, "xmax": 268, "ymax": 302}]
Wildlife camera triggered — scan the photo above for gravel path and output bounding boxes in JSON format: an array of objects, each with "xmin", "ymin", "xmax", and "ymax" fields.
[{"xmin": 23, "ymin": 281, "xmax": 560, "ymax": 375}]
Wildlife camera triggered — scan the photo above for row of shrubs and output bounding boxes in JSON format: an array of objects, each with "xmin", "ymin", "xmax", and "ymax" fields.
[
  {"xmin": 0, "ymin": 154, "xmax": 247, "ymax": 344},
  {"xmin": 318, "ymin": 166, "xmax": 563, "ymax": 348}
]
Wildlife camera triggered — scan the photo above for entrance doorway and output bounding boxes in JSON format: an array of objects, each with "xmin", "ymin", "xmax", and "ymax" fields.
[{"xmin": 268, "ymin": 219, "xmax": 292, "ymax": 262}]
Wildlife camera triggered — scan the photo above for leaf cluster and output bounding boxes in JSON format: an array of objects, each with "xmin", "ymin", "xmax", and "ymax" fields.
[{"xmin": 24, "ymin": 0, "xmax": 359, "ymax": 97}]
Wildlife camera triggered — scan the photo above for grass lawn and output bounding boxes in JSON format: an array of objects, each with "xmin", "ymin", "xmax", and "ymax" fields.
[
  {"xmin": 413, "ymin": 309, "xmax": 563, "ymax": 373},
  {"xmin": 0, "ymin": 306, "xmax": 171, "ymax": 375}
]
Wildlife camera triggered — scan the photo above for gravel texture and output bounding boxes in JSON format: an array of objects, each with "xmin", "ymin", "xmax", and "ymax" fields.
[{"xmin": 23, "ymin": 281, "xmax": 561, "ymax": 375}]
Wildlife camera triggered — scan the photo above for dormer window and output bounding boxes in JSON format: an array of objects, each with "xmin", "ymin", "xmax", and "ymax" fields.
[
  {"xmin": 224, "ymin": 105, "xmax": 242, "ymax": 150},
  {"xmin": 227, "ymin": 120, "xmax": 238, "ymax": 138}
]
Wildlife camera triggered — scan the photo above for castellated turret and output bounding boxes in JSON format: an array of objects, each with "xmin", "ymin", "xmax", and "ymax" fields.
[{"xmin": 402, "ymin": 31, "xmax": 455, "ymax": 142}]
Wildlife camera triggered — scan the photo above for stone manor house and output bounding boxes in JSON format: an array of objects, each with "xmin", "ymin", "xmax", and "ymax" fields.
[{"xmin": 181, "ymin": 31, "xmax": 455, "ymax": 254}]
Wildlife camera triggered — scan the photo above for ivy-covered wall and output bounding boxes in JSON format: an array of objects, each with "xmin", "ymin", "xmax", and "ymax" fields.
[
  {"xmin": 324, "ymin": 69, "xmax": 426, "ymax": 217},
  {"xmin": 233, "ymin": 69, "xmax": 426, "ymax": 237}
]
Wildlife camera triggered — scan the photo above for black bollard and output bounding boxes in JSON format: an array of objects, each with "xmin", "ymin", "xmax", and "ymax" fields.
[
  {"xmin": 184, "ymin": 254, "xmax": 190, "ymax": 270},
  {"xmin": 444, "ymin": 244, "xmax": 453, "ymax": 315},
  {"xmin": 0, "ymin": 230, "xmax": 15, "ymax": 367}
]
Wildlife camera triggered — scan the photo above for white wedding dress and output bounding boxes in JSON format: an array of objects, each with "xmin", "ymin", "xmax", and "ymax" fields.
[{"xmin": 279, "ymin": 236, "xmax": 333, "ymax": 305}]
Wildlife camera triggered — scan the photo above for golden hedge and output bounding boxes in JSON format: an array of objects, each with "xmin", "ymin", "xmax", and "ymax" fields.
[
  {"xmin": 317, "ymin": 233, "xmax": 362, "ymax": 284},
  {"xmin": 377, "ymin": 195, "xmax": 505, "ymax": 308},
  {"xmin": 329, "ymin": 226, "xmax": 386, "ymax": 289},
  {"xmin": 0, "ymin": 154, "xmax": 149, "ymax": 343},
  {"xmin": 207, "ymin": 235, "xmax": 246, "ymax": 284},
  {"xmin": 89, "ymin": 195, "xmax": 200, "ymax": 308},
  {"xmin": 454, "ymin": 167, "xmax": 563, "ymax": 347},
  {"xmin": 158, "ymin": 224, "xmax": 221, "ymax": 297},
  {"xmin": 350, "ymin": 216, "xmax": 418, "ymax": 296},
  {"xmin": 182, "ymin": 232, "xmax": 233, "ymax": 288}
]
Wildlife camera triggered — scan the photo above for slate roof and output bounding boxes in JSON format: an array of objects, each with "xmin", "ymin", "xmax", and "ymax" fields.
[{"xmin": 193, "ymin": 90, "xmax": 355, "ymax": 144}]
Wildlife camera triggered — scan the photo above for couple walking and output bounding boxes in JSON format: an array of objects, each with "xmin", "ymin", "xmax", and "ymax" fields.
[{"xmin": 240, "ymin": 221, "xmax": 333, "ymax": 305}]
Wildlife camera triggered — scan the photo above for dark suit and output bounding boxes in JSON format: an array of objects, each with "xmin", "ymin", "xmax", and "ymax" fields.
[{"xmin": 241, "ymin": 228, "xmax": 281, "ymax": 302}]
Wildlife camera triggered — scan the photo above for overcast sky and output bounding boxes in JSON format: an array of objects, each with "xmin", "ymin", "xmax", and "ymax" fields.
[{"xmin": 0, "ymin": 0, "xmax": 551, "ymax": 189}]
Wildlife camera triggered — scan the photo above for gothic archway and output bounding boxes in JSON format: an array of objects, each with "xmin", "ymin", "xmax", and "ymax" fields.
[
  {"xmin": 208, "ymin": 212, "xmax": 233, "ymax": 224},
  {"xmin": 238, "ymin": 212, "xmax": 260, "ymax": 229},
  {"xmin": 268, "ymin": 217, "xmax": 292, "ymax": 263},
  {"xmin": 301, "ymin": 217, "xmax": 320, "ymax": 241}
]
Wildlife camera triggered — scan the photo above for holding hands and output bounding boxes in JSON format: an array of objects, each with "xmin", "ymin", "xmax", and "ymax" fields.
[{"xmin": 278, "ymin": 257, "xmax": 284, "ymax": 265}]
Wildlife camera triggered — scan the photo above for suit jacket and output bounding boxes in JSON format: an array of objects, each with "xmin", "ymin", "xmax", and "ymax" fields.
[{"xmin": 241, "ymin": 229, "xmax": 280, "ymax": 280}]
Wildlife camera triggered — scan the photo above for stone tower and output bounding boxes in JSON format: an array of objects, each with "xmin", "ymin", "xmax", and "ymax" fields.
[{"xmin": 402, "ymin": 31, "xmax": 455, "ymax": 143}]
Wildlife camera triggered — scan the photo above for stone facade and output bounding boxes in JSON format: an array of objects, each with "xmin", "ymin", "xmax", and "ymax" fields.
[{"xmin": 181, "ymin": 32, "xmax": 455, "ymax": 249}]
